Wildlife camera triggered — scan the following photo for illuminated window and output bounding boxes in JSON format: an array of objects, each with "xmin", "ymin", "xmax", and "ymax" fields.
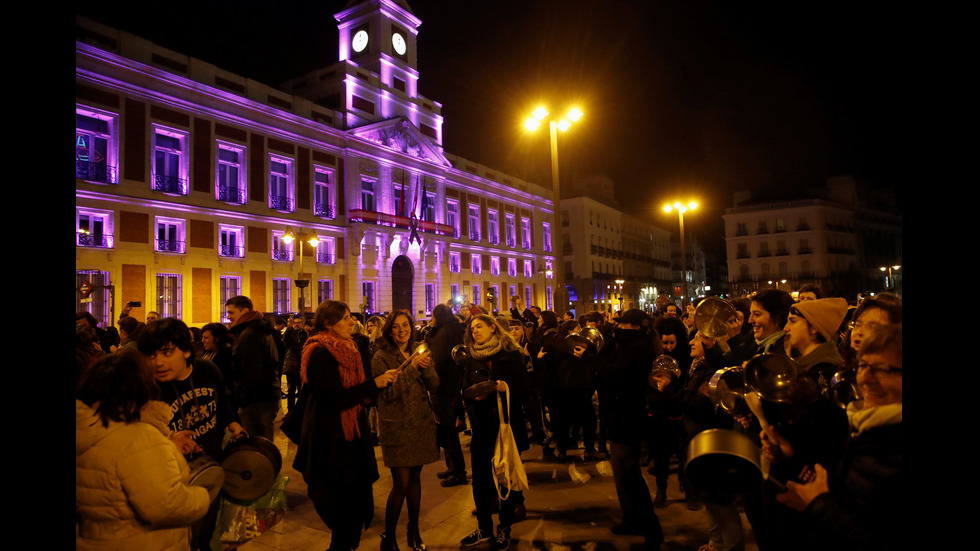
[
  {"xmin": 219, "ymin": 276, "xmax": 241, "ymax": 322},
  {"xmin": 471, "ymin": 253, "xmax": 482, "ymax": 274},
  {"xmin": 272, "ymin": 230, "xmax": 293, "ymax": 261},
  {"xmin": 76, "ymin": 106, "xmax": 117, "ymax": 184},
  {"xmin": 363, "ymin": 281, "xmax": 376, "ymax": 313},
  {"xmin": 545, "ymin": 260, "xmax": 554, "ymax": 277},
  {"xmin": 156, "ymin": 272, "xmax": 182, "ymax": 319},
  {"xmin": 269, "ymin": 156, "xmax": 294, "ymax": 212},
  {"xmin": 76, "ymin": 208, "xmax": 113, "ymax": 248},
  {"xmin": 472, "ymin": 284, "xmax": 481, "ymax": 306},
  {"xmin": 468, "ymin": 205, "xmax": 481, "ymax": 240},
  {"xmin": 151, "ymin": 126, "xmax": 188, "ymax": 195},
  {"xmin": 521, "ymin": 217, "xmax": 531, "ymax": 249},
  {"xmin": 450, "ymin": 284, "xmax": 461, "ymax": 306},
  {"xmin": 449, "ymin": 251, "xmax": 461, "ymax": 273},
  {"xmin": 491, "ymin": 256, "xmax": 500, "ymax": 276},
  {"xmin": 314, "ymin": 167, "xmax": 335, "ymax": 218},
  {"xmin": 154, "ymin": 217, "xmax": 186, "ymax": 254},
  {"xmin": 425, "ymin": 283, "xmax": 436, "ymax": 315},
  {"xmin": 525, "ymin": 286, "xmax": 532, "ymax": 308},
  {"xmin": 318, "ymin": 279, "xmax": 334, "ymax": 303},
  {"xmin": 488, "ymin": 209, "xmax": 499, "ymax": 244},
  {"xmin": 393, "ymin": 183, "xmax": 407, "ymax": 216},
  {"xmin": 508, "ymin": 258, "xmax": 517, "ymax": 277},
  {"xmin": 76, "ymin": 270, "xmax": 110, "ymax": 324},
  {"xmin": 218, "ymin": 225, "xmax": 244, "ymax": 258},
  {"xmin": 523, "ymin": 260, "xmax": 533, "ymax": 278},
  {"xmin": 317, "ymin": 237, "xmax": 336, "ymax": 264},
  {"xmin": 361, "ymin": 177, "xmax": 376, "ymax": 211},
  {"xmin": 543, "ymin": 223, "xmax": 552, "ymax": 253},
  {"xmin": 216, "ymin": 142, "xmax": 246, "ymax": 204},
  {"xmin": 446, "ymin": 200, "xmax": 460, "ymax": 238},
  {"xmin": 505, "ymin": 213, "xmax": 516, "ymax": 247},
  {"xmin": 424, "ymin": 191, "xmax": 436, "ymax": 222},
  {"xmin": 272, "ymin": 278, "xmax": 291, "ymax": 314},
  {"xmin": 545, "ymin": 286, "xmax": 553, "ymax": 311}
]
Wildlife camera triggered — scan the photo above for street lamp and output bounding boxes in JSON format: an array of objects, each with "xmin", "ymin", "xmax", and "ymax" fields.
[
  {"xmin": 615, "ymin": 278, "xmax": 625, "ymax": 312},
  {"xmin": 281, "ymin": 227, "xmax": 320, "ymax": 314},
  {"xmin": 525, "ymin": 105, "xmax": 583, "ymax": 314},
  {"xmin": 879, "ymin": 265, "xmax": 901, "ymax": 290},
  {"xmin": 663, "ymin": 201, "xmax": 697, "ymax": 305}
]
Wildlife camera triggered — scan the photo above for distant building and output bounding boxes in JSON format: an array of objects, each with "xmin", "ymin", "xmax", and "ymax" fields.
[
  {"xmin": 723, "ymin": 176, "xmax": 902, "ymax": 298},
  {"xmin": 75, "ymin": 1, "xmax": 556, "ymax": 326}
]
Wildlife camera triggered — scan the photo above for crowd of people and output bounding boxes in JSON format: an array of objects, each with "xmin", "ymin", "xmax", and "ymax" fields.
[{"xmin": 76, "ymin": 286, "xmax": 902, "ymax": 551}]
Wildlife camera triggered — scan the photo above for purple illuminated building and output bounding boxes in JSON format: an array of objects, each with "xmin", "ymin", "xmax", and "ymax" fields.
[{"xmin": 76, "ymin": 1, "xmax": 556, "ymax": 324}]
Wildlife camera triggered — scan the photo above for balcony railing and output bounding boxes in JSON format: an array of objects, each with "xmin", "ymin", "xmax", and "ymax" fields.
[
  {"xmin": 522, "ymin": 240, "xmax": 532, "ymax": 250},
  {"xmin": 269, "ymin": 195, "xmax": 294, "ymax": 212},
  {"xmin": 156, "ymin": 239, "xmax": 186, "ymax": 253},
  {"xmin": 314, "ymin": 203, "xmax": 336, "ymax": 218},
  {"xmin": 75, "ymin": 160, "xmax": 117, "ymax": 184},
  {"xmin": 798, "ymin": 247, "xmax": 812, "ymax": 254},
  {"xmin": 219, "ymin": 244, "xmax": 244, "ymax": 257},
  {"xmin": 77, "ymin": 232, "xmax": 113, "ymax": 248},
  {"xmin": 217, "ymin": 185, "xmax": 246, "ymax": 205},
  {"xmin": 469, "ymin": 230, "xmax": 481, "ymax": 241},
  {"xmin": 347, "ymin": 209, "xmax": 456, "ymax": 237},
  {"xmin": 506, "ymin": 237, "xmax": 516, "ymax": 247},
  {"xmin": 152, "ymin": 174, "xmax": 187, "ymax": 195},
  {"xmin": 272, "ymin": 250, "xmax": 293, "ymax": 261},
  {"xmin": 489, "ymin": 235, "xmax": 500, "ymax": 245},
  {"xmin": 316, "ymin": 252, "xmax": 336, "ymax": 264}
]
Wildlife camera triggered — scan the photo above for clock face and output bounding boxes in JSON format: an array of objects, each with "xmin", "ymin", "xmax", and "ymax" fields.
[
  {"xmin": 352, "ymin": 30, "xmax": 369, "ymax": 53},
  {"xmin": 392, "ymin": 32, "xmax": 407, "ymax": 56}
]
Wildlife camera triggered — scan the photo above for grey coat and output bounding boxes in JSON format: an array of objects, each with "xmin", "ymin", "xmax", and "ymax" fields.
[{"xmin": 371, "ymin": 343, "xmax": 441, "ymax": 468}]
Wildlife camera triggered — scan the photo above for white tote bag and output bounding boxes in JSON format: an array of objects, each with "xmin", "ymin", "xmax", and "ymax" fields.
[{"xmin": 492, "ymin": 381, "xmax": 529, "ymax": 500}]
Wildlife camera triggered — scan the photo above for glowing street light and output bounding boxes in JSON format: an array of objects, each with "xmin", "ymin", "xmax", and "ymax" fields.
[
  {"xmin": 879, "ymin": 265, "xmax": 901, "ymax": 290},
  {"xmin": 525, "ymin": 105, "xmax": 583, "ymax": 314},
  {"xmin": 281, "ymin": 227, "xmax": 321, "ymax": 313},
  {"xmin": 663, "ymin": 201, "xmax": 698, "ymax": 304}
]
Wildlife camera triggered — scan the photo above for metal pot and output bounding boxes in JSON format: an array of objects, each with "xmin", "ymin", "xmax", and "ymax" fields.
[
  {"xmin": 685, "ymin": 429, "xmax": 762, "ymax": 497},
  {"xmin": 221, "ymin": 435, "xmax": 282, "ymax": 501},
  {"xmin": 187, "ymin": 454, "xmax": 224, "ymax": 502}
]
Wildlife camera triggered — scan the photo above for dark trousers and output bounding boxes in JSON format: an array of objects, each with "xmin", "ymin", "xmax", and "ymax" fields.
[
  {"xmin": 438, "ymin": 422, "xmax": 467, "ymax": 475},
  {"xmin": 609, "ymin": 441, "xmax": 663, "ymax": 542},
  {"xmin": 471, "ymin": 425, "xmax": 523, "ymax": 532}
]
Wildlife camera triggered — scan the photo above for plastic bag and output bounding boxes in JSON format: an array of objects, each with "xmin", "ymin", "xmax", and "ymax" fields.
[
  {"xmin": 209, "ymin": 474, "xmax": 288, "ymax": 550},
  {"xmin": 492, "ymin": 382, "xmax": 529, "ymax": 500}
]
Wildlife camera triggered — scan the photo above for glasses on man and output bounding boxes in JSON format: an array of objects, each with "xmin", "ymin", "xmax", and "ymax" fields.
[{"xmin": 856, "ymin": 361, "xmax": 902, "ymax": 377}]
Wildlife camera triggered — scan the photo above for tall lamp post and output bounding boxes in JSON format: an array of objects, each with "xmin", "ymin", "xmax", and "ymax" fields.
[
  {"xmin": 281, "ymin": 227, "xmax": 320, "ymax": 314},
  {"xmin": 879, "ymin": 265, "xmax": 901, "ymax": 291},
  {"xmin": 664, "ymin": 201, "xmax": 697, "ymax": 305},
  {"xmin": 525, "ymin": 105, "xmax": 583, "ymax": 314},
  {"xmin": 615, "ymin": 278, "xmax": 625, "ymax": 312}
]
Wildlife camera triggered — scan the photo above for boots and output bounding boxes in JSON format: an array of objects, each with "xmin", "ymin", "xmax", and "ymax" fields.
[{"xmin": 406, "ymin": 523, "xmax": 426, "ymax": 551}]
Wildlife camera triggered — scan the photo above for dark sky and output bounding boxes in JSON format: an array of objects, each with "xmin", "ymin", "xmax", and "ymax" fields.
[{"xmin": 78, "ymin": 0, "xmax": 897, "ymax": 254}]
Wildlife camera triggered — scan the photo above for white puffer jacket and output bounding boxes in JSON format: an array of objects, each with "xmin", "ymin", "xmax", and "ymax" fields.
[{"xmin": 76, "ymin": 399, "xmax": 210, "ymax": 551}]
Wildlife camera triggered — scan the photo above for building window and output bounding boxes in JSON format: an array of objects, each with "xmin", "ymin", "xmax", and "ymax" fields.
[
  {"xmin": 76, "ymin": 270, "xmax": 110, "ymax": 324},
  {"xmin": 314, "ymin": 167, "xmax": 335, "ymax": 218},
  {"xmin": 507, "ymin": 258, "xmax": 517, "ymax": 277},
  {"xmin": 154, "ymin": 217, "xmax": 186, "ymax": 253},
  {"xmin": 151, "ymin": 126, "xmax": 188, "ymax": 195},
  {"xmin": 220, "ymin": 276, "xmax": 242, "ymax": 322},
  {"xmin": 272, "ymin": 230, "xmax": 293, "ymax": 261},
  {"xmin": 216, "ymin": 142, "xmax": 246, "ymax": 204},
  {"xmin": 521, "ymin": 217, "xmax": 531, "ymax": 249},
  {"xmin": 525, "ymin": 286, "xmax": 532, "ymax": 308},
  {"xmin": 450, "ymin": 284, "xmax": 461, "ymax": 307},
  {"xmin": 449, "ymin": 251, "xmax": 461, "ymax": 273},
  {"xmin": 523, "ymin": 260, "xmax": 533, "ymax": 278},
  {"xmin": 472, "ymin": 284, "xmax": 481, "ymax": 306},
  {"xmin": 775, "ymin": 218, "xmax": 786, "ymax": 233},
  {"xmin": 488, "ymin": 209, "xmax": 499, "ymax": 244},
  {"xmin": 393, "ymin": 183, "xmax": 407, "ymax": 217},
  {"xmin": 318, "ymin": 279, "xmax": 334, "ymax": 303},
  {"xmin": 737, "ymin": 243, "xmax": 749, "ymax": 258},
  {"xmin": 424, "ymin": 191, "xmax": 436, "ymax": 222},
  {"xmin": 219, "ymin": 224, "xmax": 245, "ymax": 257},
  {"xmin": 156, "ymin": 272, "xmax": 182, "ymax": 319},
  {"xmin": 273, "ymin": 277, "xmax": 291, "ymax": 314},
  {"xmin": 76, "ymin": 208, "xmax": 113, "ymax": 248},
  {"xmin": 490, "ymin": 256, "xmax": 501, "ymax": 276},
  {"xmin": 269, "ymin": 156, "xmax": 294, "ymax": 212},
  {"xmin": 545, "ymin": 260, "xmax": 554, "ymax": 278},
  {"xmin": 447, "ymin": 200, "xmax": 460, "ymax": 238},
  {"xmin": 425, "ymin": 283, "xmax": 436, "ymax": 315},
  {"xmin": 76, "ymin": 106, "xmax": 117, "ymax": 184},
  {"xmin": 543, "ymin": 223, "xmax": 552, "ymax": 253},
  {"xmin": 316, "ymin": 237, "xmax": 336, "ymax": 264},
  {"xmin": 361, "ymin": 177, "xmax": 376, "ymax": 212},
  {"xmin": 363, "ymin": 281, "xmax": 376, "ymax": 313},
  {"xmin": 758, "ymin": 221, "xmax": 769, "ymax": 234},
  {"xmin": 468, "ymin": 204, "xmax": 481, "ymax": 241},
  {"xmin": 736, "ymin": 222, "xmax": 747, "ymax": 236},
  {"xmin": 509, "ymin": 285, "xmax": 517, "ymax": 302},
  {"xmin": 471, "ymin": 254, "xmax": 482, "ymax": 274},
  {"xmin": 545, "ymin": 286, "xmax": 553, "ymax": 311},
  {"xmin": 505, "ymin": 213, "xmax": 517, "ymax": 247}
]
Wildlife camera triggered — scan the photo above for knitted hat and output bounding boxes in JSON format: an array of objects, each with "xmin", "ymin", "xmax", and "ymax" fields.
[{"xmin": 794, "ymin": 297, "xmax": 848, "ymax": 342}]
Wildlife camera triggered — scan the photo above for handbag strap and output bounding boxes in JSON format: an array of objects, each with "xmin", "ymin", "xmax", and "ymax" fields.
[{"xmin": 495, "ymin": 381, "xmax": 510, "ymax": 426}]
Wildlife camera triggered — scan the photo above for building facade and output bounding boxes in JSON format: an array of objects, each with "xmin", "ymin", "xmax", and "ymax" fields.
[
  {"xmin": 75, "ymin": 1, "xmax": 556, "ymax": 327},
  {"xmin": 723, "ymin": 176, "xmax": 902, "ymax": 298}
]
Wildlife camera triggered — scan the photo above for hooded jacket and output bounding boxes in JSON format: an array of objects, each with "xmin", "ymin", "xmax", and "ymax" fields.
[{"xmin": 76, "ymin": 400, "xmax": 210, "ymax": 551}]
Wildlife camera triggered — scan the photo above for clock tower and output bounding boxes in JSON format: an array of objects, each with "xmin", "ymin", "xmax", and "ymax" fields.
[{"xmin": 336, "ymin": 0, "xmax": 420, "ymax": 96}]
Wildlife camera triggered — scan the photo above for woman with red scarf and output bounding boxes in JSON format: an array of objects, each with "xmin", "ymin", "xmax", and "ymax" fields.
[{"xmin": 291, "ymin": 301, "xmax": 399, "ymax": 551}]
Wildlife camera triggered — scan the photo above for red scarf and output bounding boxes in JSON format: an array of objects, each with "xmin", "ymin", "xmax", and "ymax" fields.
[{"xmin": 301, "ymin": 331, "xmax": 366, "ymax": 441}]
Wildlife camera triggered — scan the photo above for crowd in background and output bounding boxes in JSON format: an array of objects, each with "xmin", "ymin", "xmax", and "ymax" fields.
[{"xmin": 76, "ymin": 284, "xmax": 902, "ymax": 551}]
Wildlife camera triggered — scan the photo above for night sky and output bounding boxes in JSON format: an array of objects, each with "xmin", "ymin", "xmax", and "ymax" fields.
[{"xmin": 77, "ymin": 0, "xmax": 898, "ymax": 254}]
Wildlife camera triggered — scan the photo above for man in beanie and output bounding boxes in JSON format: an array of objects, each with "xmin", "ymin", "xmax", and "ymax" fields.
[
  {"xmin": 226, "ymin": 295, "xmax": 281, "ymax": 440},
  {"xmin": 785, "ymin": 297, "xmax": 849, "ymax": 393}
]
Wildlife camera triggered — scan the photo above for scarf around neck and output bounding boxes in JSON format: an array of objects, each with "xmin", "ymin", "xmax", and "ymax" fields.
[
  {"xmin": 301, "ymin": 331, "xmax": 366, "ymax": 441},
  {"xmin": 470, "ymin": 333, "xmax": 503, "ymax": 360}
]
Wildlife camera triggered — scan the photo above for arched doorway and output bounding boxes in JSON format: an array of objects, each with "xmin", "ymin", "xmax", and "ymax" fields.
[{"xmin": 391, "ymin": 255, "xmax": 414, "ymax": 313}]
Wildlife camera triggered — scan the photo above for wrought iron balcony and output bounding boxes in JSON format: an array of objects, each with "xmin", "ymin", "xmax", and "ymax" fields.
[
  {"xmin": 316, "ymin": 252, "xmax": 336, "ymax": 264},
  {"xmin": 76, "ymin": 160, "xmax": 117, "ymax": 184},
  {"xmin": 453, "ymin": 228, "xmax": 461, "ymax": 239},
  {"xmin": 77, "ymin": 232, "xmax": 113, "ymax": 248},
  {"xmin": 156, "ymin": 239, "xmax": 186, "ymax": 253},
  {"xmin": 347, "ymin": 209, "xmax": 455, "ymax": 236},
  {"xmin": 522, "ymin": 241, "xmax": 532, "ymax": 250},
  {"xmin": 152, "ymin": 174, "xmax": 187, "ymax": 195},
  {"xmin": 489, "ymin": 235, "xmax": 500, "ymax": 245},
  {"xmin": 219, "ymin": 244, "xmax": 244, "ymax": 258},
  {"xmin": 470, "ymin": 230, "xmax": 481, "ymax": 241},
  {"xmin": 314, "ymin": 203, "xmax": 336, "ymax": 218},
  {"xmin": 217, "ymin": 185, "xmax": 246, "ymax": 204},
  {"xmin": 272, "ymin": 250, "xmax": 293, "ymax": 261},
  {"xmin": 506, "ymin": 237, "xmax": 516, "ymax": 247},
  {"xmin": 270, "ymin": 195, "xmax": 293, "ymax": 212}
]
